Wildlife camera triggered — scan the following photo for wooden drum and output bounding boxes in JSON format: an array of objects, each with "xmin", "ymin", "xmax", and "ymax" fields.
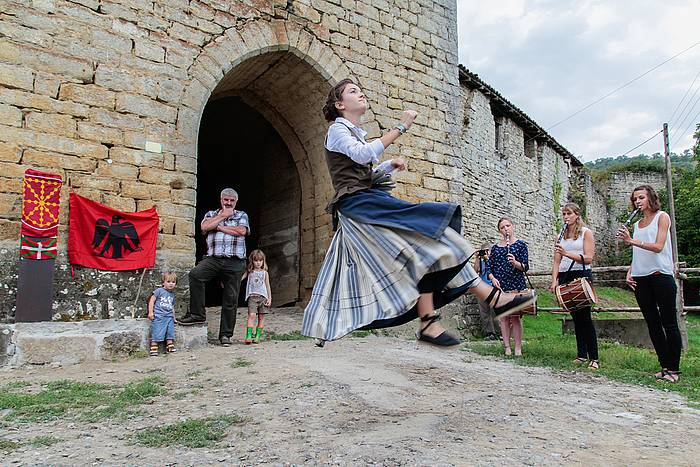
[{"xmin": 555, "ymin": 278, "xmax": 597, "ymax": 312}]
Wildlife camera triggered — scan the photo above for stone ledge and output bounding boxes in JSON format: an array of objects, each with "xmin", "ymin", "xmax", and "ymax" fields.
[
  {"xmin": 563, "ymin": 318, "xmax": 653, "ymax": 349},
  {"xmin": 1, "ymin": 319, "xmax": 207, "ymax": 368}
]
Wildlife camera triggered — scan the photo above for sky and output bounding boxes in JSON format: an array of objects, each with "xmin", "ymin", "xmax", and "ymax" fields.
[{"xmin": 456, "ymin": 0, "xmax": 700, "ymax": 162}]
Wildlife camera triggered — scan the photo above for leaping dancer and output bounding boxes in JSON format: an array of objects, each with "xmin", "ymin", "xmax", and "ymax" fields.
[{"xmin": 301, "ymin": 79, "xmax": 536, "ymax": 347}]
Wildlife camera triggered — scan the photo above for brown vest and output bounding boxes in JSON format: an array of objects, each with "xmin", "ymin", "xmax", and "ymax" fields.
[{"xmin": 325, "ymin": 147, "xmax": 372, "ymax": 213}]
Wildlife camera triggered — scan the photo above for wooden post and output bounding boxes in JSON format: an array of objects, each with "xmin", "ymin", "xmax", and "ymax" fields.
[{"xmin": 662, "ymin": 123, "xmax": 688, "ymax": 349}]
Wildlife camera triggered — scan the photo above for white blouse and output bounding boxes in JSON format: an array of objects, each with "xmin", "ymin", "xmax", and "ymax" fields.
[
  {"xmin": 559, "ymin": 227, "xmax": 590, "ymax": 272},
  {"xmin": 325, "ymin": 117, "xmax": 394, "ymax": 174},
  {"xmin": 631, "ymin": 211, "xmax": 674, "ymax": 276}
]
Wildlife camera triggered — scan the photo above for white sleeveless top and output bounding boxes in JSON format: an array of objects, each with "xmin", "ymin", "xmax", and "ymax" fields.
[
  {"xmin": 631, "ymin": 211, "xmax": 674, "ymax": 277},
  {"xmin": 245, "ymin": 270, "xmax": 269, "ymax": 299},
  {"xmin": 559, "ymin": 227, "xmax": 590, "ymax": 272}
]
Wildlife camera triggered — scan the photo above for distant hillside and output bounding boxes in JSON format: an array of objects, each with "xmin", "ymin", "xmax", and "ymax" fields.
[{"xmin": 585, "ymin": 152, "xmax": 696, "ymax": 183}]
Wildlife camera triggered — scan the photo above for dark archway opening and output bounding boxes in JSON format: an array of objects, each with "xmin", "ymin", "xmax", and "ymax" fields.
[{"xmin": 196, "ymin": 96, "xmax": 301, "ymax": 307}]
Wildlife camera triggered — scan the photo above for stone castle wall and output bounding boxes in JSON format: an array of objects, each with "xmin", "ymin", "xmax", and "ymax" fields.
[
  {"xmin": 457, "ymin": 86, "xmax": 572, "ymax": 272},
  {"xmin": 0, "ymin": 0, "xmax": 464, "ymax": 321}
]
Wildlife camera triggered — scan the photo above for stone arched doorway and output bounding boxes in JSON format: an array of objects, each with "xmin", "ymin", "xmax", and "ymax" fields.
[
  {"xmin": 191, "ymin": 45, "xmax": 350, "ymax": 306},
  {"xmin": 196, "ymin": 96, "xmax": 301, "ymax": 306}
]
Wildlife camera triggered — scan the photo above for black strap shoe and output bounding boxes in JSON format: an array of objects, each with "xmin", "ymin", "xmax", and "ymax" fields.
[
  {"xmin": 176, "ymin": 316, "xmax": 206, "ymax": 326},
  {"xmin": 486, "ymin": 288, "xmax": 536, "ymax": 319},
  {"xmin": 417, "ymin": 314, "xmax": 460, "ymax": 347}
]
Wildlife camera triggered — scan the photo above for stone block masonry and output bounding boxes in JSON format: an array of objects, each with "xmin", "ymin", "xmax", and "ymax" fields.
[
  {"xmin": 0, "ymin": 0, "xmax": 583, "ymax": 341},
  {"xmin": 1, "ymin": 320, "xmax": 207, "ymax": 368}
]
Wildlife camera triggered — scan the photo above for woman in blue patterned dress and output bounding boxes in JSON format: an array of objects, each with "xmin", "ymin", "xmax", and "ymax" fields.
[
  {"xmin": 301, "ymin": 79, "xmax": 536, "ymax": 348},
  {"xmin": 488, "ymin": 217, "xmax": 529, "ymax": 356}
]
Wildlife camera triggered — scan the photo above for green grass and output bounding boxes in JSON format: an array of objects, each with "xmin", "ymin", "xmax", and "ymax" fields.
[
  {"xmin": 0, "ymin": 376, "xmax": 166, "ymax": 423},
  {"xmin": 466, "ymin": 287, "xmax": 700, "ymax": 404},
  {"xmin": 0, "ymin": 438, "xmax": 20, "ymax": 451},
  {"xmin": 134, "ymin": 415, "xmax": 248, "ymax": 448},
  {"xmin": 230, "ymin": 357, "xmax": 253, "ymax": 368},
  {"xmin": 30, "ymin": 435, "xmax": 62, "ymax": 447},
  {"xmin": 267, "ymin": 330, "xmax": 310, "ymax": 341},
  {"xmin": 350, "ymin": 330, "xmax": 375, "ymax": 338}
]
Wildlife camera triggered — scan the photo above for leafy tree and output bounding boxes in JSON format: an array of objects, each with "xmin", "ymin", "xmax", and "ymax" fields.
[{"xmin": 671, "ymin": 124, "xmax": 700, "ymax": 267}]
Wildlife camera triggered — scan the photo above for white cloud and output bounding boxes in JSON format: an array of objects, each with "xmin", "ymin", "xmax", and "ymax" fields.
[{"xmin": 456, "ymin": 0, "xmax": 700, "ymax": 160}]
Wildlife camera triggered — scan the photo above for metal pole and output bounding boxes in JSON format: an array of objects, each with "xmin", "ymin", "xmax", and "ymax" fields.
[{"xmin": 663, "ymin": 122, "xmax": 688, "ymax": 350}]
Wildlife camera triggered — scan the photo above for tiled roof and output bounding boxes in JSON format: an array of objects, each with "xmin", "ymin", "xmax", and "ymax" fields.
[{"xmin": 459, "ymin": 65, "xmax": 581, "ymax": 167}]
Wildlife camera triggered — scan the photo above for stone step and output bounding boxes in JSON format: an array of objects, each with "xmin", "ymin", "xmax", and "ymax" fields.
[{"xmin": 1, "ymin": 319, "xmax": 207, "ymax": 368}]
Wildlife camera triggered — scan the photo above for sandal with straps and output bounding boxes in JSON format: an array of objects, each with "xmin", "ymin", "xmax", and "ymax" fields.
[
  {"xmin": 149, "ymin": 342, "xmax": 159, "ymax": 357},
  {"xmin": 487, "ymin": 288, "xmax": 537, "ymax": 319},
  {"xmin": 657, "ymin": 369, "xmax": 680, "ymax": 383},
  {"xmin": 417, "ymin": 314, "xmax": 460, "ymax": 347}
]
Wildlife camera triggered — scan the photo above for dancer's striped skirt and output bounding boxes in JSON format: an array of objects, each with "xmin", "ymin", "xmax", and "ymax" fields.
[{"xmin": 301, "ymin": 213, "xmax": 479, "ymax": 341}]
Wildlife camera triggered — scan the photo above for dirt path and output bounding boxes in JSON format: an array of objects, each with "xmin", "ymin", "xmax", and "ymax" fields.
[{"xmin": 1, "ymin": 310, "xmax": 699, "ymax": 466}]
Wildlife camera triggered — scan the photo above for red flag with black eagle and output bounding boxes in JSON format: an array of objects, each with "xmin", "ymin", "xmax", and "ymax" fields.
[{"xmin": 68, "ymin": 193, "xmax": 159, "ymax": 271}]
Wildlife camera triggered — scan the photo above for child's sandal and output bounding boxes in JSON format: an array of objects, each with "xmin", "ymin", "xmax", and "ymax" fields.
[
  {"xmin": 166, "ymin": 342, "xmax": 177, "ymax": 353},
  {"xmin": 149, "ymin": 342, "xmax": 159, "ymax": 357}
]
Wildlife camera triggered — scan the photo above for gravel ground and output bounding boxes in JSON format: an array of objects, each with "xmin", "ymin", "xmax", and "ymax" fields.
[{"xmin": 1, "ymin": 309, "xmax": 698, "ymax": 466}]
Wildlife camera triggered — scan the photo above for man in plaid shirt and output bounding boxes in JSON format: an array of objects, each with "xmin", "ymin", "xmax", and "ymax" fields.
[{"xmin": 178, "ymin": 188, "xmax": 249, "ymax": 347}]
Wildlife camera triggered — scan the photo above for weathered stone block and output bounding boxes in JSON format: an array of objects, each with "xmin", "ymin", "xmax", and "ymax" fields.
[
  {"xmin": 120, "ymin": 181, "xmax": 171, "ymax": 200},
  {"xmin": 91, "ymin": 28, "xmax": 132, "ymax": 53},
  {"xmin": 0, "ymin": 88, "xmax": 90, "ymax": 117},
  {"xmin": 5, "ymin": 319, "xmax": 208, "ymax": 366},
  {"xmin": 89, "ymin": 108, "xmax": 144, "ymax": 131},
  {"xmin": 0, "ymin": 219, "xmax": 20, "ymax": 240},
  {"xmin": 23, "ymin": 149, "xmax": 98, "ymax": 172},
  {"xmin": 169, "ymin": 21, "xmax": 207, "ymax": 46},
  {"xmin": 25, "ymin": 112, "xmax": 77, "ymax": 137},
  {"xmin": 135, "ymin": 39, "xmax": 166, "ymax": 62},
  {"xmin": 95, "ymin": 161, "xmax": 139, "ymax": 179},
  {"xmin": 109, "ymin": 146, "xmax": 163, "ymax": 167},
  {"xmin": 59, "ymin": 83, "xmax": 117, "ymax": 110},
  {"xmin": 175, "ymin": 324, "xmax": 208, "ymax": 349},
  {"xmin": 0, "ymin": 192, "xmax": 21, "ymax": 217},
  {"xmin": 0, "ymin": 39, "xmax": 92, "ymax": 82},
  {"xmin": 116, "ymin": 93, "xmax": 177, "ymax": 122},
  {"xmin": 156, "ymin": 78, "xmax": 183, "ymax": 103},
  {"xmin": 1, "ymin": 125, "xmax": 107, "ymax": 159},
  {"xmin": 77, "ymin": 122, "xmax": 124, "ymax": 145},
  {"xmin": 70, "ymin": 174, "xmax": 120, "ymax": 191},
  {"xmin": 94, "ymin": 65, "xmax": 158, "ymax": 98},
  {"xmin": 0, "ymin": 177, "xmax": 22, "ymax": 194},
  {"xmin": 0, "ymin": 62, "xmax": 34, "ymax": 91},
  {"xmin": 0, "ymin": 325, "xmax": 15, "ymax": 367},
  {"xmin": 102, "ymin": 194, "xmax": 136, "ymax": 212},
  {"xmin": 101, "ymin": 331, "xmax": 143, "ymax": 358},
  {"xmin": 33, "ymin": 73, "xmax": 60, "ymax": 97},
  {"xmin": 16, "ymin": 333, "xmax": 97, "ymax": 365},
  {"xmin": 170, "ymin": 187, "xmax": 196, "ymax": 206},
  {"xmin": 0, "ymin": 104, "xmax": 22, "ymax": 128},
  {"xmin": 139, "ymin": 167, "xmax": 196, "ymax": 188}
]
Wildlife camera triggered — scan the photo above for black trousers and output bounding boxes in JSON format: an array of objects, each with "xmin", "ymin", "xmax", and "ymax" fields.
[
  {"xmin": 188, "ymin": 256, "xmax": 246, "ymax": 339},
  {"xmin": 633, "ymin": 273, "xmax": 681, "ymax": 371},
  {"xmin": 559, "ymin": 270, "xmax": 598, "ymax": 360}
]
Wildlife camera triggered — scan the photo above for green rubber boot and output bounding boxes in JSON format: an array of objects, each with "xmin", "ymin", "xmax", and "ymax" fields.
[
  {"xmin": 254, "ymin": 327, "xmax": 264, "ymax": 344},
  {"xmin": 244, "ymin": 327, "xmax": 254, "ymax": 345}
]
